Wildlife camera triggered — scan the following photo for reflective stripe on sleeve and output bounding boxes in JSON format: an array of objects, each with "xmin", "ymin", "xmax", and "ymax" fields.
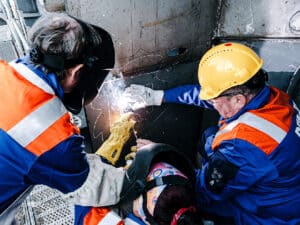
[
  {"xmin": 7, "ymin": 97, "xmax": 67, "ymax": 147},
  {"xmin": 9, "ymin": 61, "xmax": 55, "ymax": 95},
  {"xmin": 216, "ymin": 112, "xmax": 287, "ymax": 143},
  {"xmin": 98, "ymin": 211, "xmax": 123, "ymax": 225}
]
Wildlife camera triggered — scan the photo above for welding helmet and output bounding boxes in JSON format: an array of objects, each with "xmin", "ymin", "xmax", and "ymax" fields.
[
  {"xmin": 198, "ymin": 42, "xmax": 263, "ymax": 100},
  {"xmin": 29, "ymin": 16, "xmax": 115, "ymax": 114},
  {"xmin": 120, "ymin": 143, "xmax": 195, "ymax": 224}
]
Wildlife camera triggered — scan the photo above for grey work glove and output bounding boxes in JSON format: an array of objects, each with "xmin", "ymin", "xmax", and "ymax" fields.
[{"xmin": 123, "ymin": 84, "xmax": 164, "ymax": 110}]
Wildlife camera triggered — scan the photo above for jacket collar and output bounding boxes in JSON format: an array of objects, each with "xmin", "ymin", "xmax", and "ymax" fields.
[
  {"xmin": 219, "ymin": 86, "xmax": 271, "ymax": 125},
  {"xmin": 16, "ymin": 55, "xmax": 64, "ymax": 99}
]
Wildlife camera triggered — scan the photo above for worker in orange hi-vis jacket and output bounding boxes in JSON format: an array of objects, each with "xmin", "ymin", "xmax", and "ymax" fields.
[{"xmin": 0, "ymin": 12, "xmax": 136, "ymax": 225}]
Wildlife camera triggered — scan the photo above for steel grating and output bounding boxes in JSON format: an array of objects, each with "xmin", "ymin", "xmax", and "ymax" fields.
[{"xmin": 16, "ymin": 185, "xmax": 74, "ymax": 225}]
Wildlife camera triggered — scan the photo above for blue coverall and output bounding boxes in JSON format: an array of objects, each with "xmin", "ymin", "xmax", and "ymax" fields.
[{"xmin": 164, "ymin": 84, "xmax": 300, "ymax": 225}]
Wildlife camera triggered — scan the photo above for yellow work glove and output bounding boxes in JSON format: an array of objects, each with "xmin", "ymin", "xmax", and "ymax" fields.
[{"xmin": 95, "ymin": 112, "xmax": 136, "ymax": 165}]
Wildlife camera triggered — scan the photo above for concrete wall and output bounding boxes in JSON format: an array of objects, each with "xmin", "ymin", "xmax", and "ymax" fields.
[
  {"xmin": 43, "ymin": 0, "xmax": 300, "ymax": 74},
  {"xmin": 62, "ymin": 0, "xmax": 219, "ymax": 75},
  {"xmin": 215, "ymin": 0, "xmax": 300, "ymax": 106},
  {"xmin": 216, "ymin": 0, "xmax": 300, "ymax": 38}
]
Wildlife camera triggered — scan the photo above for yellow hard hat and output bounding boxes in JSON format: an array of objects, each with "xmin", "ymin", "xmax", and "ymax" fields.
[{"xmin": 198, "ymin": 42, "xmax": 263, "ymax": 100}]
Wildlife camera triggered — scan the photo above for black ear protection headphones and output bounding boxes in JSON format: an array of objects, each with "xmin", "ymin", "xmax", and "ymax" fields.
[{"xmin": 29, "ymin": 16, "xmax": 99, "ymax": 72}]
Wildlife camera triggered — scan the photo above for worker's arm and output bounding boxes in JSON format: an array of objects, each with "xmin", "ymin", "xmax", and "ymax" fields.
[
  {"xmin": 66, "ymin": 153, "xmax": 125, "ymax": 206},
  {"xmin": 123, "ymin": 84, "xmax": 213, "ymax": 110},
  {"xmin": 195, "ymin": 139, "xmax": 278, "ymax": 209},
  {"xmin": 163, "ymin": 84, "xmax": 210, "ymax": 107},
  {"xmin": 27, "ymin": 134, "xmax": 126, "ymax": 206}
]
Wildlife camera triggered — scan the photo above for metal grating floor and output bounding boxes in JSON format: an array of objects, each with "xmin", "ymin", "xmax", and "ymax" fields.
[{"xmin": 16, "ymin": 185, "xmax": 74, "ymax": 225}]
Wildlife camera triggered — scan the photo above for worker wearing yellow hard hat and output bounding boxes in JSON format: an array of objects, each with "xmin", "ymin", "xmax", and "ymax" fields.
[
  {"xmin": 123, "ymin": 42, "xmax": 300, "ymax": 225},
  {"xmin": 198, "ymin": 42, "xmax": 263, "ymax": 100}
]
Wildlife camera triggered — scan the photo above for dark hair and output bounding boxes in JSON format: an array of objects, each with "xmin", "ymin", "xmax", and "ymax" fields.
[
  {"xmin": 153, "ymin": 185, "xmax": 203, "ymax": 225},
  {"xmin": 243, "ymin": 69, "xmax": 267, "ymax": 91},
  {"xmin": 28, "ymin": 13, "xmax": 101, "ymax": 76}
]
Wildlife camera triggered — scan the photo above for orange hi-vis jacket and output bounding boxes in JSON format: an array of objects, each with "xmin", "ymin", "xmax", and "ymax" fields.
[
  {"xmin": 0, "ymin": 59, "xmax": 82, "ymax": 222},
  {"xmin": 75, "ymin": 205, "xmax": 145, "ymax": 225},
  {"xmin": 84, "ymin": 208, "xmax": 124, "ymax": 225}
]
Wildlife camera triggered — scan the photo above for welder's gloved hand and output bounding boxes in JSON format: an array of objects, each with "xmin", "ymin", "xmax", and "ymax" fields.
[
  {"xmin": 95, "ymin": 112, "xmax": 136, "ymax": 165},
  {"xmin": 123, "ymin": 84, "xmax": 164, "ymax": 110},
  {"xmin": 124, "ymin": 138, "xmax": 155, "ymax": 169},
  {"xmin": 124, "ymin": 146, "xmax": 137, "ymax": 169}
]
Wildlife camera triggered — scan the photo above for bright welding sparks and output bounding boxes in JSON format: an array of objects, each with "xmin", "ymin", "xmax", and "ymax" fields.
[
  {"xmin": 117, "ymin": 95, "xmax": 146, "ymax": 112},
  {"xmin": 100, "ymin": 70, "xmax": 127, "ymax": 111},
  {"xmin": 100, "ymin": 70, "xmax": 148, "ymax": 112},
  {"xmin": 117, "ymin": 95, "xmax": 133, "ymax": 112},
  {"xmin": 102, "ymin": 70, "xmax": 144, "ymax": 112}
]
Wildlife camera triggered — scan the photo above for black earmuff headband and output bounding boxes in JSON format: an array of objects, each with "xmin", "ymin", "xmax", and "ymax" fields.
[
  {"xmin": 29, "ymin": 46, "xmax": 88, "ymax": 71},
  {"xmin": 29, "ymin": 16, "xmax": 98, "ymax": 72}
]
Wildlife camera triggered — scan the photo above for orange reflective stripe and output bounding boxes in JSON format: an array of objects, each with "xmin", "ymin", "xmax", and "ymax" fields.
[
  {"xmin": 0, "ymin": 60, "xmax": 79, "ymax": 156},
  {"xmin": 216, "ymin": 112, "xmax": 287, "ymax": 142},
  {"xmin": 84, "ymin": 208, "xmax": 110, "ymax": 225},
  {"xmin": 9, "ymin": 61, "xmax": 55, "ymax": 95},
  {"xmin": 212, "ymin": 88, "xmax": 293, "ymax": 155},
  {"xmin": 212, "ymin": 123, "xmax": 280, "ymax": 155},
  {"xmin": 98, "ymin": 211, "xmax": 124, "ymax": 225},
  {"xmin": 26, "ymin": 113, "xmax": 79, "ymax": 156},
  {"xmin": 0, "ymin": 60, "xmax": 53, "ymax": 130},
  {"xmin": 84, "ymin": 208, "xmax": 124, "ymax": 225},
  {"xmin": 254, "ymin": 87, "xmax": 293, "ymax": 132},
  {"xmin": 7, "ymin": 97, "xmax": 66, "ymax": 145}
]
